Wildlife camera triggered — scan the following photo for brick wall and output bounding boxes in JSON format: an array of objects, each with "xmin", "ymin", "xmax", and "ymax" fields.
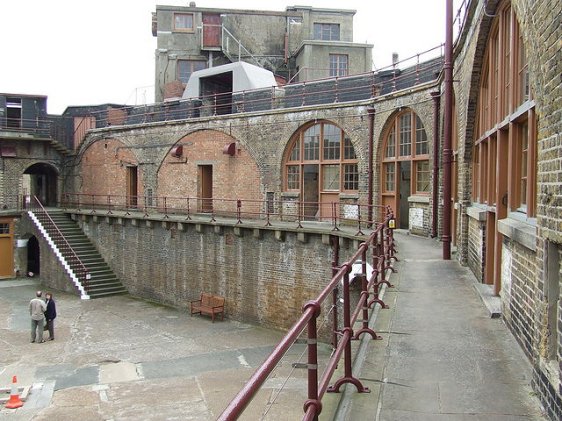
[
  {"xmin": 74, "ymin": 215, "xmax": 358, "ymax": 333},
  {"xmin": 466, "ymin": 213, "xmax": 485, "ymax": 282}
]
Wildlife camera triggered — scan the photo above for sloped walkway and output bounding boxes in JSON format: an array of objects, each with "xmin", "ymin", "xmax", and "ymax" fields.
[{"xmin": 332, "ymin": 231, "xmax": 547, "ymax": 420}]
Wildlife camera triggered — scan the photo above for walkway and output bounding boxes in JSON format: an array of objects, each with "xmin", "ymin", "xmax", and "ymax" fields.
[{"xmin": 329, "ymin": 231, "xmax": 546, "ymax": 420}]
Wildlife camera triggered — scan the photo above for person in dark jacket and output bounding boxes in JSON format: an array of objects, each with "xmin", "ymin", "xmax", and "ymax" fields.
[{"xmin": 44, "ymin": 292, "xmax": 57, "ymax": 340}]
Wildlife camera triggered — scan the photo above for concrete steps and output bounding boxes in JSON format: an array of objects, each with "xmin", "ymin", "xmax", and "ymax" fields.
[{"xmin": 37, "ymin": 210, "xmax": 127, "ymax": 299}]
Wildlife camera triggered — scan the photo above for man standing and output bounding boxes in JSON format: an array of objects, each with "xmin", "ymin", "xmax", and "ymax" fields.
[
  {"xmin": 29, "ymin": 291, "xmax": 46, "ymax": 343},
  {"xmin": 44, "ymin": 292, "xmax": 57, "ymax": 340}
]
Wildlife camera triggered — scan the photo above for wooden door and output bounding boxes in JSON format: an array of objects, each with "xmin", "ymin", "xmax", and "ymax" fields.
[
  {"xmin": 0, "ymin": 219, "xmax": 14, "ymax": 278},
  {"xmin": 198, "ymin": 165, "xmax": 213, "ymax": 212},
  {"xmin": 126, "ymin": 166, "xmax": 138, "ymax": 208},
  {"xmin": 202, "ymin": 14, "xmax": 221, "ymax": 48}
]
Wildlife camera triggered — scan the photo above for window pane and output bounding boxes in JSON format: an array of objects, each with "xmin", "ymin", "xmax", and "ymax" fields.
[
  {"xmin": 177, "ymin": 60, "xmax": 206, "ymax": 83},
  {"xmin": 520, "ymin": 122, "xmax": 528, "ymax": 207},
  {"xmin": 289, "ymin": 138, "xmax": 300, "ymax": 161},
  {"xmin": 287, "ymin": 166, "xmax": 300, "ymax": 190},
  {"xmin": 416, "ymin": 161, "xmax": 430, "ymax": 192},
  {"xmin": 399, "ymin": 113, "xmax": 412, "ymax": 156},
  {"xmin": 174, "ymin": 13, "xmax": 193, "ymax": 30},
  {"xmin": 304, "ymin": 125, "xmax": 320, "ymax": 160},
  {"xmin": 322, "ymin": 165, "xmax": 340, "ymax": 191},
  {"xmin": 384, "ymin": 163, "xmax": 395, "ymax": 192},
  {"xmin": 329, "ymin": 54, "xmax": 348, "ymax": 77},
  {"xmin": 0, "ymin": 223, "xmax": 9, "ymax": 234},
  {"xmin": 385, "ymin": 128, "xmax": 395, "ymax": 158},
  {"xmin": 314, "ymin": 23, "xmax": 340, "ymax": 41},
  {"xmin": 415, "ymin": 116, "xmax": 428, "ymax": 155},
  {"xmin": 344, "ymin": 136, "xmax": 356, "ymax": 159},
  {"xmin": 343, "ymin": 164, "xmax": 358, "ymax": 190},
  {"xmin": 323, "ymin": 124, "xmax": 341, "ymax": 160}
]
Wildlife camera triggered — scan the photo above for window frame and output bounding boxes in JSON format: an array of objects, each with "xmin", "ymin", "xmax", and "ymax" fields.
[
  {"xmin": 313, "ymin": 23, "xmax": 340, "ymax": 41},
  {"xmin": 382, "ymin": 109, "xmax": 430, "ymax": 196},
  {"xmin": 329, "ymin": 54, "xmax": 348, "ymax": 77},
  {"xmin": 177, "ymin": 59, "xmax": 207, "ymax": 84},
  {"xmin": 173, "ymin": 13, "xmax": 194, "ymax": 32},
  {"xmin": 284, "ymin": 121, "xmax": 358, "ymax": 193}
]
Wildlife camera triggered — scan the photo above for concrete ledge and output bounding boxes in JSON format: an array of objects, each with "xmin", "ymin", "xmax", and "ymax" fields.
[
  {"xmin": 408, "ymin": 194, "xmax": 430, "ymax": 204},
  {"xmin": 466, "ymin": 205, "xmax": 487, "ymax": 221},
  {"xmin": 497, "ymin": 217, "xmax": 537, "ymax": 251},
  {"xmin": 473, "ymin": 282, "xmax": 501, "ymax": 318}
]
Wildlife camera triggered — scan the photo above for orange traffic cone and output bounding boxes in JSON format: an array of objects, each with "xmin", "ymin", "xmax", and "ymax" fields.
[{"xmin": 5, "ymin": 375, "xmax": 23, "ymax": 409}]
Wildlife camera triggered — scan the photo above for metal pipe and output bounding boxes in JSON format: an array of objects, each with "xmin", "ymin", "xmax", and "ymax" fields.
[
  {"xmin": 331, "ymin": 236, "xmax": 339, "ymax": 349},
  {"xmin": 442, "ymin": 0, "xmax": 453, "ymax": 260},
  {"xmin": 431, "ymin": 91, "xmax": 441, "ymax": 238},
  {"xmin": 367, "ymin": 108, "xmax": 376, "ymax": 227}
]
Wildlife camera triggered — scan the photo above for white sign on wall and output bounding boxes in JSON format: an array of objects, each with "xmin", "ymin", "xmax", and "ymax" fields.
[
  {"xmin": 343, "ymin": 204, "xmax": 359, "ymax": 220},
  {"xmin": 409, "ymin": 208, "xmax": 424, "ymax": 229}
]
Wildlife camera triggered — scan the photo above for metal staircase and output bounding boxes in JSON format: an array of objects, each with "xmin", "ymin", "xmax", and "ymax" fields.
[{"xmin": 28, "ymin": 205, "xmax": 127, "ymax": 299}]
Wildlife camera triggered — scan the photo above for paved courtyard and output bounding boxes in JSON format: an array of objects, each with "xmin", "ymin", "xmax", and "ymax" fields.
[{"xmin": 0, "ymin": 279, "xmax": 332, "ymax": 421}]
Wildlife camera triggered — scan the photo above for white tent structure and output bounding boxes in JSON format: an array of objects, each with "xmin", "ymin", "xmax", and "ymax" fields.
[{"xmin": 182, "ymin": 62, "xmax": 277, "ymax": 100}]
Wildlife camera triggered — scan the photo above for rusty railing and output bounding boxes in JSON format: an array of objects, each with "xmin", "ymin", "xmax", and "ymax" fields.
[
  {"xmin": 218, "ymin": 206, "xmax": 397, "ymax": 420},
  {"xmin": 60, "ymin": 192, "xmax": 390, "ymax": 232}
]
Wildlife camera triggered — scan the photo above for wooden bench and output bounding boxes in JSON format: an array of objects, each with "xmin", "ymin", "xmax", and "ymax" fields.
[{"xmin": 190, "ymin": 292, "xmax": 225, "ymax": 322}]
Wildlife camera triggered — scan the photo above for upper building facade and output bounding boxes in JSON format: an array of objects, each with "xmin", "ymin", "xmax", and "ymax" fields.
[{"xmin": 152, "ymin": 3, "xmax": 373, "ymax": 102}]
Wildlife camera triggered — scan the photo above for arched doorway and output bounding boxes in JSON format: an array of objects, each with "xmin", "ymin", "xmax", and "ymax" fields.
[
  {"xmin": 23, "ymin": 163, "xmax": 58, "ymax": 206},
  {"xmin": 27, "ymin": 236, "xmax": 40, "ymax": 276},
  {"xmin": 381, "ymin": 109, "xmax": 430, "ymax": 229},
  {"xmin": 283, "ymin": 121, "xmax": 359, "ymax": 220}
]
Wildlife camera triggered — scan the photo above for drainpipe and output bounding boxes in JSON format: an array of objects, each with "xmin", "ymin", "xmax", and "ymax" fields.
[
  {"xmin": 442, "ymin": 0, "xmax": 453, "ymax": 260},
  {"xmin": 367, "ymin": 107, "xmax": 376, "ymax": 227},
  {"xmin": 431, "ymin": 91, "xmax": 441, "ymax": 238},
  {"xmin": 331, "ymin": 236, "xmax": 340, "ymax": 349}
]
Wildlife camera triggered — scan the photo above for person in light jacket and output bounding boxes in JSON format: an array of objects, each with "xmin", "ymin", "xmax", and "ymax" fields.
[
  {"xmin": 44, "ymin": 292, "xmax": 57, "ymax": 341},
  {"xmin": 29, "ymin": 290, "xmax": 46, "ymax": 343}
]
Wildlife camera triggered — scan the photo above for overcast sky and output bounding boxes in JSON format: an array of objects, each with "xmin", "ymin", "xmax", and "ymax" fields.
[{"xmin": 0, "ymin": 0, "xmax": 461, "ymax": 114}]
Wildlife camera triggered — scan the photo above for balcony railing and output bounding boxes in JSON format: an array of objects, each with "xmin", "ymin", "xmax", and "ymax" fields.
[{"xmin": 60, "ymin": 192, "xmax": 389, "ymax": 234}]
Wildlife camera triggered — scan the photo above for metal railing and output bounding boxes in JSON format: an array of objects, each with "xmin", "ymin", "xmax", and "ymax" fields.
[
  {"xmin": 218, "ymin": 206, "xmax": 397, "ymax": 420},
  {"xmin": 28, "ymin": 196, "xmax": 90, "ymax": 291},
  {"xmin": 60, "ymin": 192, "xmax": 390, "ymax": 233}
]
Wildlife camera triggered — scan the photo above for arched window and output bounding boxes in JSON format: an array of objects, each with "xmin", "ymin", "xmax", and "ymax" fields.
[
  {"xmin": 381, "ymin": 109, "xmax": 429, "ymax": 228},
  {"xmin": 284, "ymin": 121, "xmax": 358, "ymax": 219}
]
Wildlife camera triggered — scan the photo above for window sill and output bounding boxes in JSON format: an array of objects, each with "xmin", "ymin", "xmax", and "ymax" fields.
[
  {"xmin": 339, "ymin": 193, "xmax": 359, "ymax": 200},
  {"xmin": 408, "ymin": 195, "xmax": 430, "ymax": 204},
  {"xmin": 497, "ymin": 214, "xmax": 537, "ymax": 251},
  {"xmin": 466, "ymin": 204, "xmax": 487, "ymax": 221},
  {"xmin": 281, "ymin": 191, "xmax": 300, "ymax": 198}
]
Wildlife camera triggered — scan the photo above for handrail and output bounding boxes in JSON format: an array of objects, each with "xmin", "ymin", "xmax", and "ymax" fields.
[
  {"xmin": 219, "ymin": 207, "xmax": 396, "ymax": 419},
  {"xmin": 29, "ymin": 196, "xmax": 90, "ymax": 291},
  {"xmin": 68, "ymin": 49, "xmax": 443, "ymax": 129},
  {"xmin": 60, "ymin": 192, "xmax": 391, "ymax": 230}
]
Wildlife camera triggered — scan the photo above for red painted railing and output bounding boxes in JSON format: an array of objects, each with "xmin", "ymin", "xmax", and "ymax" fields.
[
  {"xmin": 28, "ymin": 196, "xmax": 90, "ymax": 291},
  {"xmin": 218, "ymin": 206, "xmax": 397, "ymax": 420},
  {"xmin": 61, "ymin": 192, "xmax": 390, "ymax": 231}
]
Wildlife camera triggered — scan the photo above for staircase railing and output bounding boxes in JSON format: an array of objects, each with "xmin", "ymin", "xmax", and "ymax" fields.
[
  {"xmin": 220, "ymin": 25, "xmax": 263, "ymax": 67},
  {"xmin": 29, "ymin": 196, "xmax": 90, "ymax": 291}
]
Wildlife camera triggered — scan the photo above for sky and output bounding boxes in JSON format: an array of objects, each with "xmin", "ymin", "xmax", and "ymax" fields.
[{"xmin": 0, "ymin": 0, "xmax": 460, "ymax": 114}]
